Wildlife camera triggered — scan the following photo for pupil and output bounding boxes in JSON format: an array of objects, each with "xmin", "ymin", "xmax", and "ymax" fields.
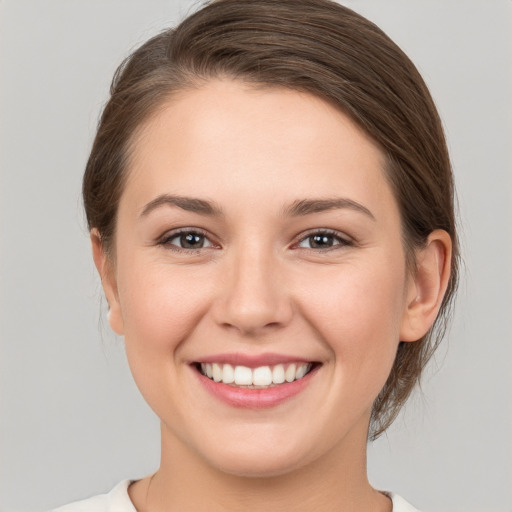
[
  {"xmin": 311, "ymin": 234, "xmax": 332, "ymax": 248},
  {"xmin": 181, "ymin": 233, "xmax": 203, "ymax": 248}
]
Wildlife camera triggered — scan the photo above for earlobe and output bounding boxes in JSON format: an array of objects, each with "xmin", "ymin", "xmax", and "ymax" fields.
[
  {"xmin": 90, "ymin": 229, "xmax": 124, "ymax": 335},
  {"xmin": 400, "ymin": 230, "xmax": 452, "ymax": 342}
]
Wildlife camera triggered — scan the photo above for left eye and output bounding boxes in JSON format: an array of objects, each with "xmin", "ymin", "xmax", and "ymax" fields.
[
  {"xmin": 297, "ymin": 232, "xmax": 350, "ymax": 249},
  {"xmin": 164, "ymin": 231, "xmax": 213, "ymax": 249}
]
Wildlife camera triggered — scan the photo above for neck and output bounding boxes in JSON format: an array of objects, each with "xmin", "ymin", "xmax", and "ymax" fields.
[{"xmin": 129, "ymin": 418, "xmax": 391, "ymax": 512}]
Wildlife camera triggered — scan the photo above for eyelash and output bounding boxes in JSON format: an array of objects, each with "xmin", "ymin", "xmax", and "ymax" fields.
[
  {"xmin": 294, "ymin": 229, "xmax": 354, "ymax": 251},
  {"xmin": 158, "ymin": 228, "xmax": 216, "ymax": 254},
  {"xmin": 157, "ymin": 228, "xmax": 353, "ymax": 253}
]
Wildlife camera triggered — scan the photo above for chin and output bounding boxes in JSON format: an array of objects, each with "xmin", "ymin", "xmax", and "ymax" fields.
[
  {"xmin": 197, "ymin": 433, "xmax": 317, "ymax": 479},
  {"xmin": 212, "ymin": 453, "xmax": 309, "ymax": 479}
]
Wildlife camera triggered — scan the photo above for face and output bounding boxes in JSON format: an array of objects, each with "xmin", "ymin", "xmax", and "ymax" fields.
[{"xmin": 101, "ymin": 80, "xmax": 417, "ymax": 477}]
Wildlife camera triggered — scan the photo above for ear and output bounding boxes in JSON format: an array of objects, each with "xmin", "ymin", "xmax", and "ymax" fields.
[
  {"xmin": 90, "ymin": 229, "xmax": 124, "ymax": 335},
  {"xmin": 400, "ymin": 229, "xmax": 452, "ymax": 342}
]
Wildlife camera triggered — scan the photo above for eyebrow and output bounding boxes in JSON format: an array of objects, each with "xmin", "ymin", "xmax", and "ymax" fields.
[
  {"xmin": 140, "ymin": 194, "xmax": 223, "ymax": 218},
  {"xmin": 139, "ymin": 194, "xmax": 375, "ymax": 221},
  {"xmin": 283, "ymin": 198, "xmax": 376, "ymax": 220}
]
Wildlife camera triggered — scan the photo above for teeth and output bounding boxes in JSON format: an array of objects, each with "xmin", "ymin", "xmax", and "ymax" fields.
[
  {"xmin": 234, "ymin": 365, "xmax": 253, "ymax": 385},
  {"xmin": 296, "ymin": 364, "xmax": 308, "ymax": 379},
  {"xmin": 272, "ymin": 364, "xmax": 285, "ymax": 384},
  {"xmin": 285, "ymin": 363, "xmax": 296, "ymax": 383},
  {"xmin": 212, "ymin": 363, "xmax": 222, "ymax": 382},
  {"xmin": 253, "ymin": 366, "xmax": 272, "ymax": 386},
  {"xmin": 222, "ymin": 363, "xmax": 234, "ymax": 384},
  {"xmin": 199, "ymin": 362, "xmax": 312, "ymax": 387}
]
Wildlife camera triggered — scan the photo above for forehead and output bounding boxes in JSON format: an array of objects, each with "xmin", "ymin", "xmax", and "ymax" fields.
[{"xmin": 121, "ymin": 79, "xmax": 397, "ymax": 220}]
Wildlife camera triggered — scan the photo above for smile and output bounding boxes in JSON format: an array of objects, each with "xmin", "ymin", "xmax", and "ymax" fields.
[
  {"xmin": 198, "ymin": 362, "xmax": 313, "ymax": 388},
  {"xmin": 193, "ymin": 358, "xmax": 321, "ymax": 409}
]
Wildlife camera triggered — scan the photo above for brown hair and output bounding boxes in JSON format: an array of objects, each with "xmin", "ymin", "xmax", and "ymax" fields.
[{"xmin": 83, "ymin": 0, "xmax": 459, "ymax": 439}]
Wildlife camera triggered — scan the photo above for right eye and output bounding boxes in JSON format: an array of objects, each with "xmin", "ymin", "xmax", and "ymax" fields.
[{"xmin": 160, "ymin": 229, "xmax": 214, "ymax": 252}]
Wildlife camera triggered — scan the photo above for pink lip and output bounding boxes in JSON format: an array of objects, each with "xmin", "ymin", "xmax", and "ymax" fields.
[
  {"xmin": 194, "ymin": 352, "xmax": 312, "ymax": 368},
  {"xmin": 193, "ymin": 363, "xmax": 320, "ymax": 409}
]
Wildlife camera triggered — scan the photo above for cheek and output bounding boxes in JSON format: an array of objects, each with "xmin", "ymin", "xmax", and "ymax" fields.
[
  {"xmin": 300, "ymin": 257, "xmax": 407, "ymax": 366},
  {"xmin": 117, "ymin": 259, "xmax": 214, "ymax": 355},
  {"xmin": 115, "ymin": 260, "xmax": 219, "ymax": 420}
]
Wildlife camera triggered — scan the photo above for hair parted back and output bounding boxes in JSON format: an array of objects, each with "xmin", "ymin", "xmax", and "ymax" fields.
[{"xmin": 83, "ymin": 0, "xmax": 459, "ymax": 439}]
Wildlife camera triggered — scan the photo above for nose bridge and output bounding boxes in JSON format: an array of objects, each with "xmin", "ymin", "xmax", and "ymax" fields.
[{"xmin": 214, "ymin": 239, "xmax": 292, "ymax": 334}]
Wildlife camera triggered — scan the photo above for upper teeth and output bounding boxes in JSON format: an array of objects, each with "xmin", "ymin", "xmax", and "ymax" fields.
[{"xmin": 200, "ymin": 363, "xmax": 311, "ymax": 387}]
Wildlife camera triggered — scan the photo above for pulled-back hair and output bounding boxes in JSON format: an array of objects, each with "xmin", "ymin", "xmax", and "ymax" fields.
[{"xmin": 83, "ymin": 0, "xmax": 459, "ymax": 439}]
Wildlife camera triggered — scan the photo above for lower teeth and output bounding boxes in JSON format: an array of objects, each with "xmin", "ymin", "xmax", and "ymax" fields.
[{"xmin": 231, "ymin": 383, "xmax": 278, "ymax": 389}]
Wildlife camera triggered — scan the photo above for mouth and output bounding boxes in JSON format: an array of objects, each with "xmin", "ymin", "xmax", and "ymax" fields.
[
  {"xmin": 191, "ymin": 353, "xmax": 322, "ymax": 408},
  {"xmin": 195, "ymin": 361, "xmax": 318, "ymax": 389}
]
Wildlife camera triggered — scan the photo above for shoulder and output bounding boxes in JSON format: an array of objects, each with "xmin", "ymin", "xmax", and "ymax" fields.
[
  {"xmin": 51, "ymin": 481, "xmax": 136, "ymax": 512},
  {"xmin": 385, "ymin": 491, "xmax": 421, "ymax": 512},
  {"xmin": 50, "ymin": 482, "xmax": 419, "ymax": 512}
]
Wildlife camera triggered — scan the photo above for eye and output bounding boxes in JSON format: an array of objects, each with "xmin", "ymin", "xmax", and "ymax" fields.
[
  {"xmin": 297, "ymin": 230, "xmax": 352, "ymax": 250},
  {"xmin": 160, "ymin": 230, "xmax": 214, "ymax": 251}
]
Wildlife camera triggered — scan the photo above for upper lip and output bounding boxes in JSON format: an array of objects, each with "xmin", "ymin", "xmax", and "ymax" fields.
[{"xmin": 193, "ymin": 352, "xmax": 316, "ymax": 368}]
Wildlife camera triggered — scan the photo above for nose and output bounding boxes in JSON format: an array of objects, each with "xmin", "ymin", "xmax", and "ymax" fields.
[{"xmin": 212, "ymin": 245, "xmax": 294, "ymax": 336}]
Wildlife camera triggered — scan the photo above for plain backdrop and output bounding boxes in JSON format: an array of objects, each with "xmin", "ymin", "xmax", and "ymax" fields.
[{"xmin": 1, "ymin": 1, "xmax": 511, "ymax": 511}]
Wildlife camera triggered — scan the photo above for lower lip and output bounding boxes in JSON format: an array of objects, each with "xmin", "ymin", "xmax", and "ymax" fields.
[{"xmin": 194, "ymin": 365, "xmax": 319, "ymax": 409}]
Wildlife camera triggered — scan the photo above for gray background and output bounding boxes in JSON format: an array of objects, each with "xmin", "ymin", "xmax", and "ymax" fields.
[{"xmin": 1, "ymin": 1, "xmax": 511, "ymax": 511}]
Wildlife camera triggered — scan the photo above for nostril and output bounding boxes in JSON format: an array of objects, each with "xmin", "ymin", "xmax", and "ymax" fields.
[{"xmin": 211, "ymin": 272, "xmax": 294, "ymax": 335}]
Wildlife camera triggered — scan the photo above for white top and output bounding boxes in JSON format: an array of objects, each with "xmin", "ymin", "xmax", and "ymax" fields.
[{"xmin": 52, "ymin": 480, "xmax": 421, "ymax": 512}]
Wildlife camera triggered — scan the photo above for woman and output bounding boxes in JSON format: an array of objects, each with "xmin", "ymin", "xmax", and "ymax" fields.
[{"xmin": 54, "ymin": 0, "xmax": 458, "ymax": 510}]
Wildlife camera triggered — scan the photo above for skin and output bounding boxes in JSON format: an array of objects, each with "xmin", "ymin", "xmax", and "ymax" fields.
[{"xmin": 92, "ymin": 80, "xmax": 451, "ymax": 512}]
